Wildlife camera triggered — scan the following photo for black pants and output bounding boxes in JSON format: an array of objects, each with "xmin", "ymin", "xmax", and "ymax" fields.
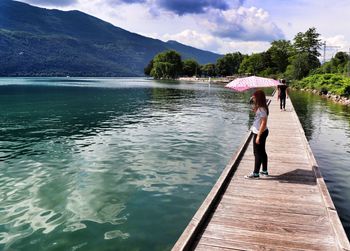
[
  {"xmin": 253, "ymin": 129, "xmax": 269, "ymax": 174},
  {"xmin": 280, "ymin": 95, "xmax": 286, "ymax": 109}
]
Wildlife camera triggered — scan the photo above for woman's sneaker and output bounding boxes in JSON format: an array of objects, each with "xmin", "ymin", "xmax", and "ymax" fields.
[
  {"xmin": 260, "ymin": 171, "xmax": 269, "ymax": 176},
  {"xmin": 244, "ymin": 173, "xmax": 259, "ymax": 179}
]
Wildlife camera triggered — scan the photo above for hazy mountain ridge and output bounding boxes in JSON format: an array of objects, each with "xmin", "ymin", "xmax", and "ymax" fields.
[{"xmin": 0, "ymin": 0, "xmax": 222, "ymax": 76}]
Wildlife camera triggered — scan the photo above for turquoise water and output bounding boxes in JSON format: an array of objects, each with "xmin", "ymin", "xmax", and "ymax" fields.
[
  {"xmin": 0, "ymin": 78, "xmax": 252, "ymax": 250},
  {"xmin": 1, "ymin": 79, "xmax": 349, "ymax": 250},
  {"xmin": 290, "ymin": 91, "xmax": 350, "ymax": 238}
]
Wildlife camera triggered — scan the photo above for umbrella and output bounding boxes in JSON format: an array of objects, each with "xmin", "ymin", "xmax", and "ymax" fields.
[{"xmin": 225, "ymin": 76, "xmax": 280, "ymax": 92}]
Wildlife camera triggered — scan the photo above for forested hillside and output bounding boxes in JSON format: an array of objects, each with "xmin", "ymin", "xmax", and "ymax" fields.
[{"xmin": 0, "ymin": 0, "xmax": 221, "ymax": 76}]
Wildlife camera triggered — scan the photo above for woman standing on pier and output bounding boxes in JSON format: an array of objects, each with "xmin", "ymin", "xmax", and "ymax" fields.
[{"xmin": 245, "ymin": 90, "xmax": 269, "ymax": 179}]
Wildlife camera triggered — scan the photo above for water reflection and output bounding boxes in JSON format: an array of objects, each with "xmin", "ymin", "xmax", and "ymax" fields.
[{"xmin": 288, "ymin": 92, "xmax": 316, "ymax": 140}]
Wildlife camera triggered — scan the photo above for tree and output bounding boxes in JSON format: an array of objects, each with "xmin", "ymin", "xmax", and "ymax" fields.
[
  {"xmin": 293, "ymin": 27, "xmax": 322, "ymax": 73},
  {"xmin": 333, "ymin": 52, "xmax": 349, "ymax": 74},
  {"xmin": 201, "ymin": 63, "xmax": 216, "ymax": 77},
  {"xmin": 238, "ymin": 52, "xmax": 271, "ymax": 76},
  {"xmin": 285, "ymin": 53, "xmax": 310, "ymax": 80},
  {"xmin": 150, "ymin": 50, "xmax": 183, "ymax": 79},
  {"xmin": 182, "ymin": 59, "xmax": 200, "ymax": 77},
  {"xmin": 144, "ymin": 59, "xmax": 153, "ymax": 76},
  {"xmin": 317, "ymin": 51, "xmax": 349, "ymax": 74},
  {"xmin": 216, "ymin": 52, "xmax": 244, "ymax": 76},
  {"xmin": 267, "ymin": 40, "xmax": 293, "ymax": 74},
  {"xmin": 334, "ymin": 51, "xmax": 349, "ymax": 64}
]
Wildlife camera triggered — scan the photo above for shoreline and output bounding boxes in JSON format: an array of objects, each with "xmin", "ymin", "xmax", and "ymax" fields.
[
  {"xmin": 179, "ymin": 78, "xmax": 350, "ymax": 106},
  {"xmin": 297, "ymin": 88, "xmax": 350, "ymax": 106},
  {"xmin": 177, "ymin": 76, "xmax": 231, "ymax": 84}
]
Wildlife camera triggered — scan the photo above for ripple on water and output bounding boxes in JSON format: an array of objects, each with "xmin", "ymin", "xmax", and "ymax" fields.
[
  {"xmin": 63, "ymin": 222, "xmax": 87, "ymax": 232},
  {"xmin": 72, "ymin": 242, "xmax": 88, "ymax": 251},
  {"xmin": 104, "ymin": 230, "xmax": 130, "ymax": 240}
]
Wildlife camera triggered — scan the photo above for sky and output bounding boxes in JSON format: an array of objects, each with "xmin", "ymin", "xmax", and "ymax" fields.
[{"xmin": 18, "ymin": 0, "xmax": 350, "ymax": 58}]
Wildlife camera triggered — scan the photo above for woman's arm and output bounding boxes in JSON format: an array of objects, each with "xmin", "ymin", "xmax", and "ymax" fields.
[{"xmin": 256, "ymin": 116, "xmax": 267, "ymax": 144}]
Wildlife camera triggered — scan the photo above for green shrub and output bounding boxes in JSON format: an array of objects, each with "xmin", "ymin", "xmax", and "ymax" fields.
[{"xmin": 293, "ymin": 73, "xmax": 350, "ymax": 97}]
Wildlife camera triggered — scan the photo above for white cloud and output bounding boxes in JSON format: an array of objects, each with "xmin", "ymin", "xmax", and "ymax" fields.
[
  {"xmin": 161, "ymin": 29, "xmax": 271, "ymax": 54},
  {"xmin": 323, "ymin": 35, "xmax": 349, "ymax": 50},
  {"xmin": 162, "ymin": 30, "xmax": 220, "ymax": 52},
  {"xmin": 204, "ymin": 7, "xmax": 284, "ymax": 41},
  {"xmin": 17, "ymin": 0, "xmax": 350, "ymax": 55},
  {"xmin": 223, "ymin": 40, "xmax": 271, "ymax": 54}
]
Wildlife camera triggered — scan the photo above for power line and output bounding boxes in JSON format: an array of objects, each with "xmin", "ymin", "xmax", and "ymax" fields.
[
  {"xmin": 322, "ymin": 41, "xmax": 341, "ymax": 64},
  {"xmin": 348, "ymin": 48, "xmax": 350, "ymax": 77}
]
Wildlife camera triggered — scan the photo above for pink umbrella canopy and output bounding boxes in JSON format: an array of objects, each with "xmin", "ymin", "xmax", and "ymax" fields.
[{"xmin": 225, "ymin": 76, "xmax": 280, "ymax": 92}]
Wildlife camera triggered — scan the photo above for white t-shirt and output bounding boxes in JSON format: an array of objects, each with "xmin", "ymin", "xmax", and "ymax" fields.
[{"xmin": 251, "ymin": 107, "xmax": 268, "ymax": 134}]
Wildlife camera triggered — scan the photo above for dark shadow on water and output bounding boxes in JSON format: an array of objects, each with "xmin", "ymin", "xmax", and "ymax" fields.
[{"xmin": 264, "ymin": 168, "xmax": 316, "ymax": 185}]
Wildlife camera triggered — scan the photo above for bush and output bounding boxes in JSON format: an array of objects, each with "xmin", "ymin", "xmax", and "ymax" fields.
[{"xmin": 292, "ymin": 73, "xmax": 350, "ymax": 96}]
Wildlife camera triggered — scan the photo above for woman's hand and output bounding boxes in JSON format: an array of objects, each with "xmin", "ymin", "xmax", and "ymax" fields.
[{"xmin": 256, "ymin": 135, "xmax": 260, "ymax": 144}]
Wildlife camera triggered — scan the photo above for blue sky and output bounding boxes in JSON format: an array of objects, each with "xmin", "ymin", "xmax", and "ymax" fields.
[{"xmin": 19, "ymin": 0, "xmax": 350, "ymax": 57}]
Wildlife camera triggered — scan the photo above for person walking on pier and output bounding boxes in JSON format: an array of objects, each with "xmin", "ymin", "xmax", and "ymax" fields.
[
  {"xmin": 245, "ymin": 90, "xmax": 269, "ymax": 179},
  {"xmin": 277, "ymin": 79, "xmax": 288, "ymax": 111}
]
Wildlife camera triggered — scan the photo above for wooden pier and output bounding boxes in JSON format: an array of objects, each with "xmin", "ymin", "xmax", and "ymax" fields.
[{"xmin": 173, "ymin": 94, "xmax": 350, "ymax": 250}]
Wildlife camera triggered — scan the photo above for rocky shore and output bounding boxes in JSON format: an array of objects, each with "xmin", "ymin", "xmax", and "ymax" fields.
[{"xmin": 300, "ymin": 88, "xmax": 350, "ymax": 106}]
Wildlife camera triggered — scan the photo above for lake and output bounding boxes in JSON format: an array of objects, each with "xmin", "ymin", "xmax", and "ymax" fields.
[
  {"xmin": 0, "ymin": 78, "xmax": 252, "ymax": 251},
  {"xmin": 0, "ymin": 78, "xmax": 349, "ymax": 250}
]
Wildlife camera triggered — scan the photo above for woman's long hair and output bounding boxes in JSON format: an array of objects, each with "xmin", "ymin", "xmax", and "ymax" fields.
[{"xmin": 253, "ymin": 90, "xmax": 269, "ymax": 116}]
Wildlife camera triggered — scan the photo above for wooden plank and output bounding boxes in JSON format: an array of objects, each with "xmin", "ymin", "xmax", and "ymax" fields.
[
  {"xmin": 226, "ymin": 182, "xmax": 320, "ymax": 195},
  {"xmin": 224, "ymin": 187, "xmax": 322, "ymax": 201},
  {"xmin": 221, "ymin": 191, "xmax": 322, "ymax": 204},
  {"xmin": 211, "ymin": 209, "xmax": 329, "ymax": 227},
  {"xmin": 195, "ymin": 242, "xmax": 315, "ymax": 251},
  {"xmin": 198, "ymin": 234, "xmax": 337, "ymax": 250},
  {"xmin": 199, "ymin": 230, "xmax": 336, "ymax": 250},
  {"xmin": 216, "ymin": 202, "xmax": 324, "ymax": 217},
  {"xmin": 203, "ymin": 225, "xmax": 335, "ymax": 245},
  {"xmin": 208, "ymin": 214, "xmax": 330, "ymax": 233}
]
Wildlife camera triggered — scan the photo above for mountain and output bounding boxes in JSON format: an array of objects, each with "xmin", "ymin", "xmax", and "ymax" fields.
[{"xmin": 0, "ymin": 0, "xmax": 222, "ymax": 77}]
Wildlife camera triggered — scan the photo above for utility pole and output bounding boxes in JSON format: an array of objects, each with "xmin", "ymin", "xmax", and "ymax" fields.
[
  {"xmin": 323, "ymin": 41, "xmax": 326, "ymax": 64},
  {"xmin": 322, "ymin": 41, "xmax": 340, "ymax": 64},
  {"xmin": 348, "ymin": 48, "xmax": 350, "ymax": 77}
]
